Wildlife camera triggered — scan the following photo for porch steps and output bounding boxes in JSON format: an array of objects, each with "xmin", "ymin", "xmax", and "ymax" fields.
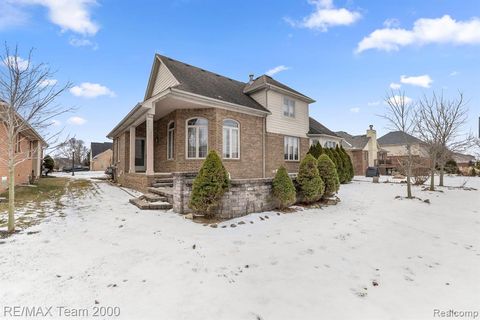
[{"xmin": 129, "ymin": 175, "xmax": 175, "ymax": 211}]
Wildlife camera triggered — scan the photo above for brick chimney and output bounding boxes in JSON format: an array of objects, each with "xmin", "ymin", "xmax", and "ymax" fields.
[{"xmin": 366, "ymin": 125, "xmax": 378, "ymax": 167}]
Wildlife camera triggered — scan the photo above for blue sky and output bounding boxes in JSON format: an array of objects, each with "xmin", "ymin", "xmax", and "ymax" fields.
[{"xmin": 1, "ymin": 0, "xmax": 479, "ymax": 148}]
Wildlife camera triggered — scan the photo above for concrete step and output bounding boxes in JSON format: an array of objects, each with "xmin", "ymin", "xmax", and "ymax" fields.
[
  {"xmin": 153, "ymin": 178, "xmax": 173, "ymax": 184},
  {"xmin": 142, "ymin": 193, "xmax": 167, "ymax": 202},
  {"xmin": 129, "ymin": 198, "xmax": 173, "ymax": 210},
  {"xmin": 148, "ymin": 187, "xmax": 173, "ymax": 204},
  {"xmin": 151, "ymin": 182, "xmax": 173, "ymax": 188}
]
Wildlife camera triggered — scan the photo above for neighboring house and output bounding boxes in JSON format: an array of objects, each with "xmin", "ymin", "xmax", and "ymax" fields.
[
  {"xmin": 0, "ymin": 106, "xmax": 47, "ymax": 193},
  {"xmin": 90, "ymin": 142, "xmax": 113, "ymax": 171},
  {"xmin": 377, "ymin": 131, "xmax": 430, "ymax": 174},
  {"xmin": 107, "ymin": 54, "xmax": 317, "ymax": 191},
  {"xmin": 452, "ymin": 152, "xmax": 476, "ymax": 172},
  {"xmin": 53, "ymin": 157, "xmax": 71, "ymax": 171},
  {"xmin": 308, "ymin": 117, "xmax": 342, "ymax": 148},
  {"xmin": 336, "ymin": 125, "xmax": 385, "ymax": 175}
]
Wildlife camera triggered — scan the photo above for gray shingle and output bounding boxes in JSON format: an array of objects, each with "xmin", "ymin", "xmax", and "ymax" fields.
[
  {"xmin": 378, "ymin": 131, "xmax": 423, "ymax": 146},
  {"xmin": 91, "ymin": 142, "xmax": 113, "ymax": 158},
  {"xmin": 308, "ymin": 117, "xmax": 338, "ymax": 137}
]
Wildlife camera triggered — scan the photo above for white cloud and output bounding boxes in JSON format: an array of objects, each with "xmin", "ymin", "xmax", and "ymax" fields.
[
  {"xmin": 389, "ymin": 82, "xmax": 401, "ymax": 89},
  {"xmin": 350, "ymin": 107, "xmax": 360, "ymax": 113},
  {"xmin": 265, "ymin": 65, "xmax": 290, "ymax": 76},
  {"xmin": 450, "ymin": 71, "xmax": 459, "ymax": 76},
  {"xmin": 3, "ymin": 56, "xmax": 29, "ymax": 71},
  {"xmin": 40, "ymin": 79, "xmax": 58, "ymax": 87},
  {"xmin": 18, "ymin": 0, "xmax": 99, "ymax": 35},
  {"xmin": 0, "ymin": 1, "xmax": 28, "ymax": 30},
  {"xmin": 51, "ymin": 119, "xmax": 61, "ymax": 126},
  {"xmin": 287, "ymin": 0, "xmax": 361, "ymax": 32},
  {"xmin": 69, "ymin": 37, "xmax": 98, "ymax": 49},
  {"xmin": 400, "ymin": 74, "xmax": 432, "ymax": 88},
  {"xmin": 367, "ymin": 101, "xmax": 381, "ymax": 106},
  {"xmin": 70, "ymin": 82, "xmax": 115, "ymax": 98},
  {"xmin": 386, "ymin": 95, "xmax": 413, "ymax": 106},
  {"xmin": 67, "ymin": 116, "xmax": 86, "ymax": 125},
  {"xmin": 383, "ymin": 18, "xmax": 400, "ymax": 28},
  {"xmin": 356, "ymin": 15, "xmax": 480, "ymax": 53}
]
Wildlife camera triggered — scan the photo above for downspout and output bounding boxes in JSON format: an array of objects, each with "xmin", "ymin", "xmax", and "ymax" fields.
[{"xmin": 262, "ymin": 87, "xmax": 269, "ymax": 178}]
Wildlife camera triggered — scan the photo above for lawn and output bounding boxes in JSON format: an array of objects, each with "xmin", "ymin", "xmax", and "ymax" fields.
[
  {"xmin": 0, "ymin": 177, "xmax": 93, "ymax": 234},
  {"xmin": 0, "ymin": 175, "xmax": 479, "ymax": 320}
]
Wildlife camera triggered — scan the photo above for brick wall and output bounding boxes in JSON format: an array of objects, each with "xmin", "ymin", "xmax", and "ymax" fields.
[
  {"xmin": 172, "ymin": 172, "xmax": 275, "ymax": 219},
  {"xmin": 265, "ymin": 132, "xmax": 309, "ymax": 177},
  {"xmin": 0, "ymin": 126, "xmax": 40, "ymax": 193},
  {"xmin": 347, "ymin": 149, "xmax": 368, "ymax": 176},
  {"xmin": 117, "ymin": 173, "xmax": 156, "ymax": 193}
]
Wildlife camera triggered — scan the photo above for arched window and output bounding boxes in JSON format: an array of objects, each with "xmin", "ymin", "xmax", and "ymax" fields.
[
  {"xmin": 167, "ymin": 121, "xmax": 175, "ymax": 160},
  {"xmin": 223, "ymin": 119, "xmax": 240, "ymax": 159},
  {"xmin": 186, "ymin": 118, "xmax": 208, "ymax": 159}
]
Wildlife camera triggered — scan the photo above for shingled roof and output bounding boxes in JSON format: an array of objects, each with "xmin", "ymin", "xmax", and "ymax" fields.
[
  {"xmin": 157, "ymin": 55, "xmax": 269, "ymax": 113},
  {"xmin": 308, "ymin": 117, "xmax": 338, "ymax": 137},
  {"xmin": 91, "ymin": 142, "xmax": 113, "ymax": 158},
  {"xmin": 243, "ymin": 75, "xmax": 315, "ymax": 102},
  {"xmin": 378, "ymin": 131, "xmax": 423, "ymax": 146},
  {"xmin": 336, "ymin": 131, "xmax": 370, "ymax": 150}
]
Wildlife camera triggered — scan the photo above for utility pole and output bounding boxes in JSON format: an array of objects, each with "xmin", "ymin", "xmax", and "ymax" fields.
[{"xmin": 72, "ymin": 151, "xmax": 75, "ymax": 177}]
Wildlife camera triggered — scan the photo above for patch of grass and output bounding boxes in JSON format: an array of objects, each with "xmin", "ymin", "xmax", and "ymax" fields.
[{"xmin": 0, "ymin": 177, "xmax": 94, "ymax": 234}]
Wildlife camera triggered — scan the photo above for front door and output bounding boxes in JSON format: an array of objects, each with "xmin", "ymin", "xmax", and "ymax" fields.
[{"xmin": 135, "ymin": 138, "xmax": 146, "ymax": 172}]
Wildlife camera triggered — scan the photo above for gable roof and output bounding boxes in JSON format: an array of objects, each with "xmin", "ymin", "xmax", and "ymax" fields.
[
  {"xmin": 155, "ymin": 54, "xmax": 269, "ymax": 113},
  {"xmin": 378, "ymin": 131, "xmax": 423, "ymax": 146},
  {"xmin": 308, "ymin": 117, "xmax": 339, "ymax": 137},
  {"xmin": 91, "ymin": 142, "xmax": 113, "ymax": 158},
  {"xmin": 336, "ymin": 131, "xmax": 370, "ymax": 149},
  {"xmin": 243, "ymin": 75, "xmax": 315, "ymax": 103}
]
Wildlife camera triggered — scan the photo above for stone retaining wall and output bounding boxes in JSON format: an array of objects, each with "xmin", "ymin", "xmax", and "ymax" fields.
[{"xmin": 172, "ymin": 172, "xmax": 275, "ymax": 219}]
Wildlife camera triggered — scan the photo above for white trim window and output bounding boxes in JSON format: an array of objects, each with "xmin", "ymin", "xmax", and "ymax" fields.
[
  {"xmin": 324, "ymin": 141, "xmax": 337, "ymax": 148},
  {"xmin": 284, "ymin": 136, "xmax": 299, "ymax": 161},
  {"xmin": 186, "ymin": 117, "xmax": 208, "ymax": 159},
  {"xmin": 283, "ymin": 97, "xmax": 295, "ymax": 118},
  {"xmin": 167, "ymin": 121, "xmax": 175, "ymax": 160},
  {"xmin": 223, "ymin": 119, "xmax": 240, "ymax": 159}
]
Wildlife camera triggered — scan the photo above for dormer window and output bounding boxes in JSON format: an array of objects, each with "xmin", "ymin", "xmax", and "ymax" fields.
[{"xmin": 283, "ymin": 97, "xmax": 295, "ymax": 118}]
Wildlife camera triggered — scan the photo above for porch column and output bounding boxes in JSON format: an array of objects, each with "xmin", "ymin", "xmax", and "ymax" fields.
[
  {"xmin": 129, "ymin": 126, "xmax": 136, "ymax": 173},
  {"xmin": 146, "ymin": 113, "xmax": 154, "ymax": 175},
  {"xmin": 36, "ymin": 142, "xmax": 42, "ymax": 178}
]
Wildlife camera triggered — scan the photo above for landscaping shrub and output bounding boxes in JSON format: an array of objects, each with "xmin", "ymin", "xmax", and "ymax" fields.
[
  {"xmin": 469, "ymin": 167, "xmax": 477, "ymax": 177},
  {"xmin": 43, "ymin": 155, "xmax": 54, "ymax": 176},
  {"xmin": 307, "ymin": 142, "xmax": 323, "ymax": 159},
  {"xmin": 189, "ymin": 150, "xmax": 230, "ymax": 217},
  {"xmin": 296, "ymin": 154, "xmax": 324, "ymax": 203},
  {"xmin": 335, "ymin": 145, "xmax": 348, "ymax": 183},
  {"xmin": 272, "ymin": 166, "xmax": 296, "ymax": 209},
  {"xmin": 317, "ymin": 154, "xmax": 339, "ymax": 197},
  {"xmin": 340, "ymin": 146, "xmax": 354, "ymax": 181},
  {"xmin": 444, "ymin": 159, "xmax": 460, "ymax": 174}
]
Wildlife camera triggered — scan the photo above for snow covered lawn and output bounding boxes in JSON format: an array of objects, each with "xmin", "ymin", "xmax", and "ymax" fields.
[{"xmin": 1, "ymin": 176, "xmax": 479, "ymax": 319}]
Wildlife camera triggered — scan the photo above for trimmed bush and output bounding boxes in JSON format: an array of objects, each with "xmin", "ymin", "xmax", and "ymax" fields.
[
  {"xmin": 189, "ymin": 150, "xmax": 230, "ymax": 217},
  {"xmin": 296, "ymin": 154, "xmax": 324, "ymax": 203},
  {"xmin": 341, "ymin": 146, "xmax": 354, "ymax": 181},
  {"xmin": 317, "ymin": 154, "xmax": 340, "ymax": 197},
  {"xmin": 307, "ymin": 142, "xmax": 323, "ymax": 159},
  {"xmin": 43, "ymin": 155, "xmax": 54, "ymax": 176},
  {"xmin": 272, "ymin": 166, "xmax": 296, "ymax": 209}
]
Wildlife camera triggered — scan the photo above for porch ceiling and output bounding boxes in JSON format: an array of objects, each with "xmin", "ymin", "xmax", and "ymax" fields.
[{"xmin": 152, "ymin": 95, "xmax": 206, "ymax": 121}]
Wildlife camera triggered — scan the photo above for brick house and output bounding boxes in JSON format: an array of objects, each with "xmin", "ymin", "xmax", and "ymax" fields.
[
  {"xmin": 0, "ymin": 111, "xmax": 47, "ymax": 193},
  {"xmin": 90, "ymin": 142, "xmax": 113, "ymax": 171},
  {"xmin": 336, "ymin": 125, "xmax": 386, "ymax": 175},
  {"xmin": 107, "ymin": 54, "xmax": 339, "ymax": 191}
]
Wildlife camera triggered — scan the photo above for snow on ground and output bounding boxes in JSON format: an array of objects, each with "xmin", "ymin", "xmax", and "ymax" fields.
[
  {"xmin": 53, "ymin": 171, "xmax": 108, "ymax": 180},
  {"xmin": 1, "ymin": 176, "xmax": 479, "ymax": 320}
]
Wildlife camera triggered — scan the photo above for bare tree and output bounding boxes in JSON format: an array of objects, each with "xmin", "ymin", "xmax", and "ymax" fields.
[
  {"xmin": 416, "ymin": 92, "xmax": 443, "ymax": 191},
  {"xmin": 0, "ymin": 44, "xmax": 72, "ymax": 233},
  {"xmin": 429, "ymin": 92, "xmax": 471, "ymax": 186},
  {"xmin": 57, "ymin": 138, "xmax": 89, "ymax": 166},
  {"xmin": 381, "ymin": 91, "xmax": 416, "ymax": 198}
]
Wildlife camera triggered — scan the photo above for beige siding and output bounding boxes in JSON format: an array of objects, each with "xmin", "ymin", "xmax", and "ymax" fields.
[
  {"xmin": 152, "ymin": 62, "xmax": 179, "ymax": 96},
  {"xmin": 250, "ymin": 90, "xmax": 267, "ymax": 107},
  {"xmin": 381, "ymin": 143, "xmax": 428, "ymax": 157},
  {"xmin": 265, "ymin": 90, "xmax": 309, "ymax": 138}
]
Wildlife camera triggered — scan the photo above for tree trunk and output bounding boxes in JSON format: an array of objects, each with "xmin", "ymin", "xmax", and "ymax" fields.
[
  {"xmin": 439, "ymin": 163, "xmax": 445, "ymax": 187},
  {"xmin": 7, "ymin": 167, "xmax": 15, "ymax": 233},
  {"xmin": 429, "ymin": 154, "xmax": 435, "ymax": 191}
]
